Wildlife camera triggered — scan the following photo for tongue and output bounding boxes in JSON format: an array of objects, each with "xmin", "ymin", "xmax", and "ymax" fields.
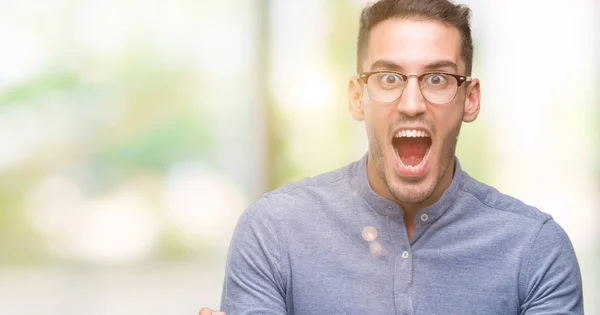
[{"xmin": 396, "ymin": 138, "xmax": 429, "ymax": 167}]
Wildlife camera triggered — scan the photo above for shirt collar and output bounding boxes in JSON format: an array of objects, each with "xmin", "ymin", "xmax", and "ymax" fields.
[{"xmin": 351, "ymin": 152, "xmax": 465, "ymax": 221}]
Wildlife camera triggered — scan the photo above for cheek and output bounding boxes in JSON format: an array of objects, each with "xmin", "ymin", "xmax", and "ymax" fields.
[
  {"xmin": 431, "ymin": 106, "xmax": 463, "ymax": 136},
  {"xmin": 365, "ymin": 107, "xmax": 392, "ymax": 140},
  {"xmin": 363, "ymin": 102, "xmax": 380, "ymax": 121},
  {"xmin": 364, "ymin": 99, "xmax": 395, "ymax": 122}
]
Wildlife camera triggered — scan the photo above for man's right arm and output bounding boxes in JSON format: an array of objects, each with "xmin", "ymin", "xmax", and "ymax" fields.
[
  {"xmin": 220, "ymin": 197, "xmax": 287, "ymax": 314},
  {"xmin": 519, "ymin": 219, "xmax": 583, "ymax": 314}
]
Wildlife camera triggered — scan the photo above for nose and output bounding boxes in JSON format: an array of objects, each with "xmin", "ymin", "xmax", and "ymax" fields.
[{"xmin": 396, "ymin": 76, "xmax": 426, "ymax": 117}]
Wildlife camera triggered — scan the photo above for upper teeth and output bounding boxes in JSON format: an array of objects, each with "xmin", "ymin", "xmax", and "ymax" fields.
[{"xmin": 395, "ymin": 130, "xmax": 428, "ymax": 138}]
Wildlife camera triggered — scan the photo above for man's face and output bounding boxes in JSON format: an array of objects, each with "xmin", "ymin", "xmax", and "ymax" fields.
[{"xmin": 349, "ymin": 18, "xmax": 480, "ymax": 207}]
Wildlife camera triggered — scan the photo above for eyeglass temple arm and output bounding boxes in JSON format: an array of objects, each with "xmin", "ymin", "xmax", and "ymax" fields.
[{"xmin": 457, "ymin": 75, "xmax": 473, "ymax": 86}]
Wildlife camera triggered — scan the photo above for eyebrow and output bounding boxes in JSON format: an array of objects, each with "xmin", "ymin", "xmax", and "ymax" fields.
[
  {"xmin": 369, "ymin": 60, "xmax": 403, "ymax": 71},
  {"xmin": 368, "ymin": 59, "xmax": 458, "ymax": 73},
  {"xmin": 423, "ymin": 60, "xmax": 458, "ymax": 72}
]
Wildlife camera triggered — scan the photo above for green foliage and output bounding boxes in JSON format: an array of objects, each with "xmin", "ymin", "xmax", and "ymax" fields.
[
  {"xmin": 91, "ymin": 113, "xmax": 212, "ymax": 176},
  {"xmin": 0, "ymin": 71, "xmax": 80, "ymax": 106}
]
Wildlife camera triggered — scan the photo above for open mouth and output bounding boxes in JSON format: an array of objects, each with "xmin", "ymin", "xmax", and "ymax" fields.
[{"xmin": 392, "ymin": 129, "xmax": 432, "ymax": 173}]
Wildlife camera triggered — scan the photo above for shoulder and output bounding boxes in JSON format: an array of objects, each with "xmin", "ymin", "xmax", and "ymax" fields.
[
  {"xmin": 262, "ymin": 160, "xmax": 358, "ymax": 209},
  {"xmin": 241, "ymin": 159, "xmax": 360, "ymax": 222},
  {"xmin": 457, "ymin": 172, "xmax": 552, "ymax": 224},
  {"xmin": 518, "ymin": 214, "xmax": 582, "ymax": 312},
  {"xmin": 269, "ymin": 160, "xmax": 356, "ymax": 196}
]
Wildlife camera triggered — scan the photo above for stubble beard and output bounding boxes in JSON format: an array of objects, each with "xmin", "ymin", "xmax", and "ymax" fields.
[{"xmin": 368, "ymin": 120, "xmax": 462, "ymax": 205}]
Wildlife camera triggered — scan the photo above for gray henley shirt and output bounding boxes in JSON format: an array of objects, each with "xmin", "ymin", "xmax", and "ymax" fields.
[{"xmin": 220, "ymin": 154, "xmax": 583, "ymax": 314}]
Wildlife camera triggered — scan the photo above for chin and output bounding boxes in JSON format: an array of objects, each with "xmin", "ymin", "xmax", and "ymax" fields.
[
  {"xmin": 385, "ymin": 142, "xmax": 449, "ymax": 205},
  {"xmin": 387, "ymin": 167, "xmax": 437, "ymax": 205}
]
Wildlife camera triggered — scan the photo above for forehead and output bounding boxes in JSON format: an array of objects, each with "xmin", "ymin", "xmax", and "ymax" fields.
[{"xmin": 365, "ymin": 18, "xmax": 463, "ymax": 72}]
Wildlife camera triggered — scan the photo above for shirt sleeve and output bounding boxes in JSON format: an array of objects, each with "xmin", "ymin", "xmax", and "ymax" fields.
[
  {"xmin": 220, "ymin": 197, "xmax": 287, "ymax": 314},
  {"xmin": 519, "ymin": 219, "xmax": 583, "ymax": 314}
]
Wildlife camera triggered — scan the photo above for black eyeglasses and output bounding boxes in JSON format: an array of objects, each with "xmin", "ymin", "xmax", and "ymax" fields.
[{"xmin": 359, "ymin": 71, "xmax": 472, "ymax": 105}]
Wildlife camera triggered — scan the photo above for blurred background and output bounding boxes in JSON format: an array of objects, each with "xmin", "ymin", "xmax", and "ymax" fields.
[{"xmin": 0, "ymin": 0, "xmax": 597, "ymax": 314}]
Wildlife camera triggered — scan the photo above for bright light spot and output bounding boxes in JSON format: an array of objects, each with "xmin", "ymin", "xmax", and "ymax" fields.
[
  {"xmin": 67, "ymin": 189, "xmax": 158, "ymax": 263},
  {"xmin": 26, "ymin": 175, "xmax": 84, "ymax": 234},
  {"xmin": 26, "ymin": 176, "xmax": 159, "ymax": 263},
  {"xmin": 369, "ymin": 242, "xmax": 382, "ymax": 256},
  {"xmin": 362, "ymin": 226, "xmax": 378, "ymax": 241},
  {"xmin": 274, "ymin": 72, "xmax": 335, "ymax": 110}
]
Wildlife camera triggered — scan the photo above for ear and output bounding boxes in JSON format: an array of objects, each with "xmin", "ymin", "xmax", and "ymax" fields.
[
  {"xmin": 462, "ymin": 78, "xmax": 481, "ymax": 123},
  {"xmin": 348, "ymin": 76, "xmax": 365, "ymax": 121}
]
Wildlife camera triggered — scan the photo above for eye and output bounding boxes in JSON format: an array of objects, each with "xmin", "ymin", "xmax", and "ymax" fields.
[
  {"xmin": 425, "ymin": 74, "xmax": 447, "ymax": 86},
  {"xmin": 377, "ymin": 73, "xmax": 403, "ymax": 88},
  {"xmin": 384, "ymin": 74, "xmax": 398, "ymax": 84}
]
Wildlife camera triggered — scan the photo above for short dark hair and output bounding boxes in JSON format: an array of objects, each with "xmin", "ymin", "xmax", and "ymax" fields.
[{"xmin": 357, "ymin": 0, "xmax": 473, "ymax": 75}]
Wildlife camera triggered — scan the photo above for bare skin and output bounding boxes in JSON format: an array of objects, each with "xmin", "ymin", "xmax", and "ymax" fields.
[{"xmin": 199, "ymin": 307, "xmax": 225, "ymax": 315}]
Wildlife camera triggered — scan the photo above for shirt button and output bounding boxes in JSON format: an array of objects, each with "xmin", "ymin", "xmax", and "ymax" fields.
[
  {"xmin": 401, "ymin": 251, "xmax": 410, "ymax": 259},
  {"xmin": 420, "ymin": 213, "xmax": 429, "ymax": 222}
]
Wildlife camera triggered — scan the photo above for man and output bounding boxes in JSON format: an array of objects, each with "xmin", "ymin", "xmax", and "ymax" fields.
[{"xmin": 201, "ymin": 0, "xmax": 583, "ymax": 314}]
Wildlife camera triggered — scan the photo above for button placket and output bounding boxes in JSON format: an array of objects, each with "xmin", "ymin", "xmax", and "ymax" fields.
[{"xmin": 388, "ymin": 218, "xmax": 413, "ymax": 315}]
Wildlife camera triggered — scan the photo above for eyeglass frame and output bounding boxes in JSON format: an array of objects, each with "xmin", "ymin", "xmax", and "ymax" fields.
[{"xmin": 358, "ymin": 71, "xmax": 472, "ymax": 105}]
